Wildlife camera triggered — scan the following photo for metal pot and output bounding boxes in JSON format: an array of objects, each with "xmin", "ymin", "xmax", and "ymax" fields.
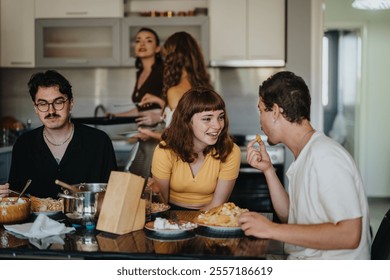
[{"xmin": 58, "ymin": 183, "xmax": 107, "ymax": 227}]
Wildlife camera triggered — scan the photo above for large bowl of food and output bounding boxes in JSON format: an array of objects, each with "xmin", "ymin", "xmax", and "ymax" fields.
[{"xmin": 0, "ymin": 197, "xmax": 31, "ymax": 224}]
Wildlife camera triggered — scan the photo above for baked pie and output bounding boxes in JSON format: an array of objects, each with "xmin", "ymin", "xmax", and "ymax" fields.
[{"xmin": 196, "ymin": 202, "xmax": 248, "ymax": 227}]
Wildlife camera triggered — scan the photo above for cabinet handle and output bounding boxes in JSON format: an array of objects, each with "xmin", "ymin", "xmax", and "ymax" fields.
[
  {"xmin": 65, "ymin": 59, "xmax": 89, "ymax": 65},
  {"xmin": 65, "ymin": 11, "xmax": 88, "ymax": 16},
  {"xmin": 10, "ymin": 61, "xmax": 33, "ymax": 66}
]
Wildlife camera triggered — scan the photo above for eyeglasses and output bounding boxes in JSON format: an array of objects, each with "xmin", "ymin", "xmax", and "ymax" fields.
[{"xmin": 34, "ymin": 98, "xmax": 69, "ymax": 112}]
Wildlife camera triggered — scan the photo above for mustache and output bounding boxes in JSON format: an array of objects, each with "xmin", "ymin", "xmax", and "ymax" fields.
[{"xmin": 45, "ymin": 113, "xmax": 61, "ymax": 119}]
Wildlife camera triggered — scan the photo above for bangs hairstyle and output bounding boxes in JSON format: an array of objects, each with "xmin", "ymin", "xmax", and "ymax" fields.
[{"xmin": 161, "ymin": 87, "xmax": 234, "ymax": 163}]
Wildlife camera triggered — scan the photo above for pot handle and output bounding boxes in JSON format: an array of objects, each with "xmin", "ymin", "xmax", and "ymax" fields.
[
  {"xmin": 55, "ymin": 179, "xmax": 82, "ymax": 193},
  {"xmin": 57, "ymin": 192, "xmax": 83, "ymax": 200}
]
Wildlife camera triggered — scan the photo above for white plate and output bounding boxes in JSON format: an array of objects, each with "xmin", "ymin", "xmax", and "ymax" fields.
[
  {"xmin": 118, "ymin": 131, "xmax": 139, "ymax": 138},
  {"xmin": 144, "ymin": 221, "xmax": 196, "ymax": 235},
  {"xmin": 32, "ymin": 211, "xmax": 62, "ymax": 216}
]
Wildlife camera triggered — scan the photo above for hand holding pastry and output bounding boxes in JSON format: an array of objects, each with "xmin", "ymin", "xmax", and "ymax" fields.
[{"xmin": 246, "ymin": 134, "xmax": 273, "ymax": 173}]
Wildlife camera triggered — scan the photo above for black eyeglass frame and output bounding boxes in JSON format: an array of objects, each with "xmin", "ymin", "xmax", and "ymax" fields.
[{"xmin": 34, "ymin": 98, "xmax": 69, "ymax": 112}]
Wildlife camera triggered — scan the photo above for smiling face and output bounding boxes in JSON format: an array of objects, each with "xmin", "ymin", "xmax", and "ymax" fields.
[
  {"xmin": 34, "ymin": 85, "xmax": 73, "ymax": 130},
  {"xmin": 134, "ymin": 30, "xmax": 160, "ymax": 59},
  {"xmin": 191, "ymin": 110, "xmax": 225, "ymax": 149}
]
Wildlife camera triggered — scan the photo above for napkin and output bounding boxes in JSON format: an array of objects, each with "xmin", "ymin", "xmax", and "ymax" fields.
[
  {"xmin": 4, "ymin": 214, "xmax": 75, "ymax": 239},
  {"xmin": 29, "ymin": 235, "xmax": 66, "ymax": 250}
]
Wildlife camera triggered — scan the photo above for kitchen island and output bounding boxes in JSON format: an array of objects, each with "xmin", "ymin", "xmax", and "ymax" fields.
[{"xmin": 0, "ymin": 210, "xmax": 286, "ymax": 260}]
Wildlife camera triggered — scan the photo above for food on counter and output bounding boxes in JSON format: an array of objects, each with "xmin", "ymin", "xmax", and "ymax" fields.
[
  {"xmin": 151, "ymin": 202, "xmax": 170, "ymax": 213},
  {"xmin": 153, "ymin": 217, "xmax": 197, "ymax": 230},
  {"xmin": 31, "ymin": 196, "xmax": 63, "ymax": 212},
  {"xmin": 0, "ymin": 197, "xmax": 31, "ymax": 224},
  {"xmin": 0, "ymin": 197, "xmax": 27, "ymax": 206},
  {"xmin": 196, "ymin": 202, "xmax": 249, "ymax": 227},
  {"xmin": 256, "ymin": 134, "xmax": 262, "ymax": 144}
]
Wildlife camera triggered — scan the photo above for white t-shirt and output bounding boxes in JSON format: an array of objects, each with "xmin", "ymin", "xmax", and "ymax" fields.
[{"xmin": 285, "ymin": 131, "xmax": 371, "ymax": 259}]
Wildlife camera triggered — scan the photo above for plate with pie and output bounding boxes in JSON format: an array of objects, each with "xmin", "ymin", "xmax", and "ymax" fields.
[
  {"xmin": 144, "ymin": 218, "xmax": 197, "ymax": 235},
  {"xmin": 194, "ymin": 202, "xmax": 248, "ymax": 232},
  {"xmin": 151, "ymin": 202, "xmax": 170, "ymax": 214}
]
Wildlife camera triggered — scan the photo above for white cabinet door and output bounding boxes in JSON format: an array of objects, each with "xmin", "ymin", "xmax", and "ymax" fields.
[
  {"xmin": 209, "ymin": 0, "xmax": 246, "ymax": 61},
  {"xmin": 247, "ymin": 0, "xmax": 285, "ymax": 61},
  {"xmin": 0, "ymin": 0, "xmax": 35, "ymax": 67},
  {"xmin": 209, "ymin": 0, "xmax": 285, "ymax": 67},
  {"xmin": 35, "ymin": 0, "xmax": 124, "ymax": 18}
]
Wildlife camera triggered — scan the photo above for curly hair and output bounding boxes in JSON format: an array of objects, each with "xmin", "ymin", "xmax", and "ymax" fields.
[
  {"xmin": 28, "ymin": 70, "xmax": 73, "ymax": 102},
  {"xmin": 259, "ymin": 71, "xmax": 311, "ymax": 124},
  {"xmin": 162, "ymin": 32, "xmax": 212, "ymax": 100},
  {"xmin": 160, "ymin": 87, "xmax": 234, "ymax": 163}
]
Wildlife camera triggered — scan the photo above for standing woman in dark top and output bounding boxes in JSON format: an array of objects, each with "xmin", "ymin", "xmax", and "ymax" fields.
[{"xmin": 108, "ymin": 27, "xmax": 164, "ymax": 127}]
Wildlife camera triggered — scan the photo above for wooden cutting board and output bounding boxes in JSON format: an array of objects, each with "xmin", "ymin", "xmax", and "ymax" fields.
[{"xmin": 96, "ymin": 171, "xmax": 145, "ymax": 235}]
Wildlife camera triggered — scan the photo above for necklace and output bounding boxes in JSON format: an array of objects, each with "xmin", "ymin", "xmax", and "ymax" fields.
[
  {"xmin": 299, "ymin": 129, "xmax": 315, "ymax": 153},
  {"xmin": 43, "ymin": 125, "xmax": 74, "ymax": 147}
]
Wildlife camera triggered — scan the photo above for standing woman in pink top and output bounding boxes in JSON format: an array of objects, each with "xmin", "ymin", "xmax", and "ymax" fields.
[{"xmin": 151, "ymin": 87, "xmax": 241, "ymax": 211}]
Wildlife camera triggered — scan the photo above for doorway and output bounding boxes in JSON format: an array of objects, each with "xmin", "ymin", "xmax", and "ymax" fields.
[{"xmin": 322, "ymin": 29, "xmax": 361, "ymax": 159}]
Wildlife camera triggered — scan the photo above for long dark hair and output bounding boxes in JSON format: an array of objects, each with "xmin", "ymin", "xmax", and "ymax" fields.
[
  {"xmin": 134, "ymin": 27, "xmax": 163, "ymax": 69},
  {"xmin": 160, "ymin": 87, "xmax": 234, "ymax": 163},
  {"xmin": 162, "ymin": 31, "xmax": 212, "ymax": 100}
]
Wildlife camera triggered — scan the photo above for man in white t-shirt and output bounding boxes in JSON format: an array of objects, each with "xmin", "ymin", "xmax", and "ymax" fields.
[{"xmin": 238, "ymin": 71, "xmax": 371, "ymax": 259}]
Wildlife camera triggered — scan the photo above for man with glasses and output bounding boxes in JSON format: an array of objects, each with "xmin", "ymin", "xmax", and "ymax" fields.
[{"xmin": 0, "ymin": 70, "xmax": 117, "ymax": 198}]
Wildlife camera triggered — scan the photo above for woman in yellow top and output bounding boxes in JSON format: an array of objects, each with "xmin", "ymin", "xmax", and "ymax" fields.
[{"xmin": 151, "ymin": 87, "xmax": 241, "ymax": 211}]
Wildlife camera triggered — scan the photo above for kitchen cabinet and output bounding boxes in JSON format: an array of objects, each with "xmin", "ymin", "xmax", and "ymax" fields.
[
  {"xmin": 121, "ymin": 16, "xmax": 209, "ymax": 66},
  {"xmin": 35, "ymin": 15, "xmax": 208, "ymax": 67},
  {"xmin": 35, "ymin": 0, "xmax": 124, "ymax": 18},
  {"xmin": 209, "ymin": 0, "xmax": 286, "ymax": 67},
  {"xmin": 35, "ymin": 18, "xmax": 121, "ymax": 67},
  {"xmin": 0, "ymin": 148, "xmax": 12, "ymax": 184},
  {"xmin": 0, "ymin": 0, "xmax": 35, "ymax": 67}
]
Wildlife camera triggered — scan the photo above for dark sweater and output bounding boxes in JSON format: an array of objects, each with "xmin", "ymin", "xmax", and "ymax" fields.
[{"xmin": 9, "ymin": 123, "xmax": 117, "ymax": 198}]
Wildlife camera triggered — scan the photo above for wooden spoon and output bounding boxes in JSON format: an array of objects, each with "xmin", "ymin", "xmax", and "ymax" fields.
[{"xmin": 55, "ymin": 179, "xmax": 81, "ymax": 193}]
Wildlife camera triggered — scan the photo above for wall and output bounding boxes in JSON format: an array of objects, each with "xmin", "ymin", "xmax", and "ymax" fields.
[
  {"xmin": 0, "ymin": 0, "xmax": 322, "ymax": 189},
  {"xmin": 0, "ymin": 67, "xmax": 283, "ymax": 138},
  {"xmin": 324, "ymin": 0, "xmax": 390, "ymax": 197}
]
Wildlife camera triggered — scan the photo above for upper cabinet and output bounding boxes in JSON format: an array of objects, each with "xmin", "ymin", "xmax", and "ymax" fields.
[
  {"xmin": 35, "ymin": 19, "xmax": 121, "ymax": 67},
  {"xmin": 209, "ymin": 0, "xmax": 286, "ymax": 67},
  {"xmin": 35, "ymin": 0, "xmax": 124, "ymax": 18},
  {"xmin": 1, "ymin": 0, "xmax": 35, "ymax": 67},
  {"xmin": 121, "ymin": 16, "xmax": 209, "ymax": 66}
]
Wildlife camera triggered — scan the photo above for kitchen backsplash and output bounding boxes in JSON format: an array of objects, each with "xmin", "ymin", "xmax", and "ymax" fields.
[{"xmin": 0, "ymin": 67, "xmax": 282, "ymax": 138}]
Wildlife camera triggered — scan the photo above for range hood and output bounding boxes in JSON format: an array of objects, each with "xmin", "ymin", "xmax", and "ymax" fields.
[{"xmin": 209, "ymin": 59, "xmax": 285, "ymax": 68}]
